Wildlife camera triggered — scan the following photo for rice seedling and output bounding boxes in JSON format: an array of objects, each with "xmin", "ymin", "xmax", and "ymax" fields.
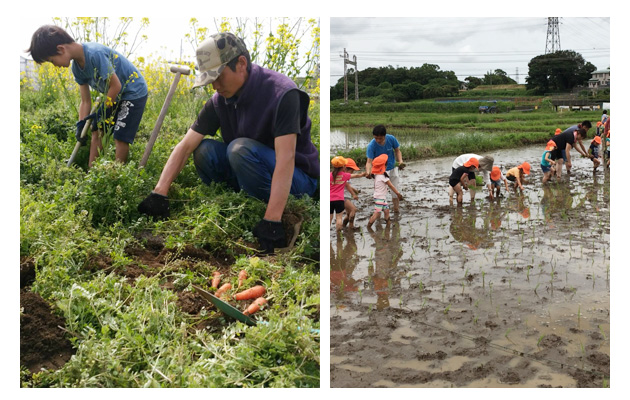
[{"xmin": 444, "ymin": 303, "xmax": 451, "ymax": 314}]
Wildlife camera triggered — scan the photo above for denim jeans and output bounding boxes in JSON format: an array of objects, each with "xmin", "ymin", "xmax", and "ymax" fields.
[{"xmin": 193, "ymin": 137, "xmax": 318, "ymax": 202}]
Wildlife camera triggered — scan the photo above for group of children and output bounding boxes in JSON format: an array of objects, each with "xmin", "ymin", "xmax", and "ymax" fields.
[
  {"xmin": 332, "ymin": 116, "xmax": 611, "ymax": 228},
  {"xmin": 330, "ymin": 154, "xmax": 403, "ymax": 230}
]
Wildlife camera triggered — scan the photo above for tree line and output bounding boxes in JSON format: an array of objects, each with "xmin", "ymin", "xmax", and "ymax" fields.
[{"xmin": 331, "ymin": 50, "xmax": 599, "ymax": 102}]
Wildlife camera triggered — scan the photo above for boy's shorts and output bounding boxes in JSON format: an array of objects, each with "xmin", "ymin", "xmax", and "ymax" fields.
[
  {"xmin": 490, "ymin": 178, "xmax": 501, "ymax": 187},
  {"xmin": 541, "ymin": 164, "xmax": 551, "ymax": 173},
  {"xmin": 331, "ymin": 200, "xmax": 345, "ymax": 214},
  {"xmin": 92, "ymin": 94, "xmax": 148, "ymax": 144},
  {"xmin": 449, "ymin": 178, "xmax": 462, "ymax": 188},
  {"xmin": 374, "ymin": 198, "xmax": 389, "ymax": 211},
  {"xmin": 507, "ymin": 175, "xmax": 516, "ymax": 182}
]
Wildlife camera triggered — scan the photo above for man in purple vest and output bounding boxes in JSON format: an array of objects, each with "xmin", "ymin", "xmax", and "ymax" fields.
[{"xmin": 138, "ymin": 32, "xmax": 319, "ymax": 253}]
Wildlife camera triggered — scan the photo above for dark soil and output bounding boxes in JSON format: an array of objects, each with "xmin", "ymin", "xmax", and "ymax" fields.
[{"xmin": 20, "ymin": 289, "xmax": 75, "ymax": 374}]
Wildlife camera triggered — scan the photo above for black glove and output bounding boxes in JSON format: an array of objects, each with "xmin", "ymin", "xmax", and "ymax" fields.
[
  {"xmin": 138, "ymin": 192, "xmax": 170, "ymax": 219},
  {"xmin": 75, "ymin": 120, "xmax": 88, "ymax": 145},
  {"xmin": 253, "ymin": 219, "xmax": 286, "ymax": 254}
]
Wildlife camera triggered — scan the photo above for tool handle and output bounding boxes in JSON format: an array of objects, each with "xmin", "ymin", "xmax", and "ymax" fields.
[
  {"xmin": 139, "ymin": 71, "xmax": 184, "ymax": 168},
  {"xmin": 170, "ymin": 66, "xmax": 191, "ymax": 75},
  {"xmin": 67, "ymin": 97, "xmax": 101, "ymax": 167}
]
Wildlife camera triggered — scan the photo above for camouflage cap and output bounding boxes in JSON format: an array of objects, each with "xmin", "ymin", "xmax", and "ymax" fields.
[{"xmin": 193, "ymin": 32, "xmax": 248, "ymax": 88}]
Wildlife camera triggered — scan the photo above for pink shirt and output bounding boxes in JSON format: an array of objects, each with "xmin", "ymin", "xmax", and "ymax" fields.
[{"xmin": 330, "ymin": 171, "xmax": 351, "ymax": 201}]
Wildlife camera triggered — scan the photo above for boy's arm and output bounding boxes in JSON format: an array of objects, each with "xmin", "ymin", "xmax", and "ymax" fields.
[
  {"xmin": 366, "ymin": 158, "xmax": 373, "ymax": 176},
  {"xmin": 350, "ymin": 172, "xmax": 367, "ymax": 179},
  {"xmin": 105, "ymin": 73, "xmax": 122, "ymax": 107},
  {"xmin": 394, "ymin": 146, "xmax": 404, "ymax": 166},
  {"xmin": 79, "ymin": 84, "xmax": 92, "ymax": 120},
  {"xmin": 503, "ymin": 178, "xmax": 510, "ymax": 192}
]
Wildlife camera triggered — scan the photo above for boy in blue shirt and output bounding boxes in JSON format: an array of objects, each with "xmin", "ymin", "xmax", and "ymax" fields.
[
  {"xmin": 28, "ymin": 25, "xmax": 148, "ymax": 168},
  {"xmin": 366, "ymin": 124, "xmax": 405, "ymax": 213}
]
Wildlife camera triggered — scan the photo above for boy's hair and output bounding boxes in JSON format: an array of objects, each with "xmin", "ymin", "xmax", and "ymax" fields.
[
  {"xmin": 577, "ymin": 128, "xmax": 587, "ymax": 138},
  {"xmin": 580, "ymin": 120, "xmax": 592, "ymax": 129},
  {"xmin": 27, "ymin": 25, "xmax": 75, "ymax": 64},
  {"xmin": 372, "ymin": 124, "xmax": 387, "ymax": 136}
]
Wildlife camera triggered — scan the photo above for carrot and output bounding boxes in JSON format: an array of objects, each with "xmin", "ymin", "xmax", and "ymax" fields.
[
  {"xmin": 238, "ymin": 270, "xmax": 247, "ymax": 288},
  {"xmin": 211, "ymin": 271, "xmax": 221, "ymax": 288},
  {"xmin": 234, "ymin": 285, "xmax": 266, "ymax": 301},
  {"xmin": 243, "ymin": 297, "xmax": 267, "ymax": 316},
  {"xmin": 215, "ymin": 283, "xmax": 231, "ymax": 298}
]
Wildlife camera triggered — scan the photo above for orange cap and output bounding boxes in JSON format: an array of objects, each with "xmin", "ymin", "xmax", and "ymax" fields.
[
  {"xmin": 597, "ymin": 121, "xmax": 603, "ymax": 127},
  {"xmin": 371, "ymin": 154, "xmax": 388, "ymax": 175},
  {"xmin": 463, "ymin": 157, "xmax": 479, "ymax": 169},
  {"xmin": 593, "ymin": 136, "xmax": 601, "ymax": 144},
  {"xmin": 331, "ymin": 156, "xmax": 347, "ymax": 168},
  {"xmin": 520, "ymin": 207, "xmax": 530, "ymax": 219},
  {"xmin": 519, "ymin": 162, "xmax": 531, "ymax": 175},
  {"xmin": 555, "ymin": 128, "xmax": 562, "ymax": 135},
  {"xmin": 490, "ymin": 166, "xmax": 501, "ymax": 181},
  {"xmin": 345, "ymin": 158, "xmax": 360, "ymax": 170},
  {"xmin": 545, "ymin": 140, "xmax": 557, "ymax": 151}
]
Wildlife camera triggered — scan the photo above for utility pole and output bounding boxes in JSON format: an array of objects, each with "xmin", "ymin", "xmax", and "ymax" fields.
[
  {"xmin": 545, "ymin": 17, "xmax": 561, "ymax": 54},
  {"xmin": 340, "ymin": 48, "xmax": 358, "ymax": 103},
  {"xmin": 515, "ymin": 67, "xmax": 519, "ymax": 85}
]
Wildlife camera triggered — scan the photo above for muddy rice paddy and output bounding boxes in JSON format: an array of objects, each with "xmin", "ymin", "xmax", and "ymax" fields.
[{"xmin": 330, "ymin": 143, "xmax": 610, "ymax": 388}]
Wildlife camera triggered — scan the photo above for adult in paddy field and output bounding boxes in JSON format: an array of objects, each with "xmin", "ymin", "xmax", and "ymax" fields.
[
  {"xmin": 551, "ymin": 123, "xmax": 592, "ymax": 178},
  {"xmin": 553, "ymin": 120, "xmax": 593, "ymax": 177},
  {"xmin": 449, "ymin": 154, "xmax": 495, "ymax": 200},
  {"xmin": 138, "ymin": 32, "xmax": 319, "ymax": 253},
  {"xmin": 365, "ymin": 125, "xmax": 405, "ymax": 213}
]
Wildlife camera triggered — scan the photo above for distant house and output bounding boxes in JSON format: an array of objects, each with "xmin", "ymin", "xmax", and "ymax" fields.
[
  {"xmin": 20, "ymin": 56, "xmax": 39, "ymax": 89},
  {"xmin": 588, "ymin": 68, "xmax": 610, "ymax": 91}
]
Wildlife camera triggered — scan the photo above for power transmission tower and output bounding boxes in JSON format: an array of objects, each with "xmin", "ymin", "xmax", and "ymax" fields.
[
  {"xmin": 341, "ymin": 48, "xmax": 358, "ymax": 103},
  {"xmin": 545, "ymin": 17, "xmax": 561, "ymax": 54}
]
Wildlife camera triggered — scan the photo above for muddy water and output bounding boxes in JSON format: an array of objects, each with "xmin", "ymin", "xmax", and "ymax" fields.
[{"xmin": 330, "ymin": 143, "xmax": 610, "ymax": 388}]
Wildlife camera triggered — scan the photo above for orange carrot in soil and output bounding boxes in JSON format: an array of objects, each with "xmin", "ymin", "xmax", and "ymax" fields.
[
  {"xmin": 211, "ymin": 271, "xmax": 221, "ymax": 288},
  {"xmin": 234, "ymin": 285, "xmax": 266, "ymax": 301},
  {"xmin": 243, "ymin": 297, "xmax": 267, "ymax": 316},
  {"xmin": 215, "ymin": 283, "xmax": 231, "ymax": 297},
  {"xmin": 238, "ymin": 270, "xmax": 247, "ymax": 288}
]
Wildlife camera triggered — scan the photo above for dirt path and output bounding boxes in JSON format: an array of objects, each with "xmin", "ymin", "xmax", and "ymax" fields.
[{"xmin": 330, "ymin": 144, "xmax": 610, "ymax": 387}]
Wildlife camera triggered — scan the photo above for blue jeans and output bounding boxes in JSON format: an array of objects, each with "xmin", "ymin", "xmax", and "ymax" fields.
[{"xmin": 193, "ymin": 137, "xmax": 318, "ymax": 202}]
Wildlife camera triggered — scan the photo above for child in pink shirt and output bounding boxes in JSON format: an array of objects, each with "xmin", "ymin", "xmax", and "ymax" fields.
[
  {"xmin": 331, "ymin": 156, "xmax": 351, "ymax": 231},
  {"xmin": 368, "ymin": 154, "xmax": 403, "ymax": 228}
]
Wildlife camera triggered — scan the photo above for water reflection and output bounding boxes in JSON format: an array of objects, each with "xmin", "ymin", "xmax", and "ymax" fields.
[
  {"xmin": 366, "ymin": 221, "xmax": 402, "ymax": 310},
  {"xmin": 330, "ymin": 234, "xmax": 360, "ymax": 300},
  {"xmin": 448, "ymin": 206, "xmax": 495, "ymax": 250}
]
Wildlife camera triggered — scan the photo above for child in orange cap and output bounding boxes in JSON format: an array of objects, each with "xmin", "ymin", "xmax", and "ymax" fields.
[
  {"xmin": 489, "ymin": 166, "xmax": 509, "ymax": 198},
  {"xmin": 554, "ymin": 128, "xmax": 562, "ymax": 135},
  {"xmin": 506, "ymin": 162, "xmax": 530, "ymax": 191},
  {"xmin": 342, "ymin": 158, "xmax": 367, "ymax": 229},
  {"xmin": 541, "ymin": 141, "xmax": 557, "ymax": 184},
  {"xmin": 368, "ymin": 154, "xmax": 403, "ymax": 227},
  {"xmin": 449, "ymin": 157, "xmax": 479, "ymax": 205},
  {"xmin": 589, "ymin": 136, "xmax": 602, "ymax": 170},
  {"xmin": 330, "ymin": 156, "xmax": 350, "ymax": 231}
]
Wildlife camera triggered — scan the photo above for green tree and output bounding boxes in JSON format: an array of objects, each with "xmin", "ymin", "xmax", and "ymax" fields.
[{"xmin": 526, "ymin": 50, "xmax": 596, "ymax": 94}]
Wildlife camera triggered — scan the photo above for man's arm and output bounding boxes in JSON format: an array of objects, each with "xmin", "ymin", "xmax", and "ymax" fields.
[
  {"xmin": 394, "ymin": 147, "xmax": 403, "ymax": 164},
  {"xmin": 153, "ymin": 129, "xmax": 205, "ymax": 195},
  {"xmin": 565, "ymin": 143, "xmax": 573, "ymax": 167},
  {"xmin": 366, "ymin": 158, "xmax": 373, "ymax": 176},
  {"xmin": 263, "ymin": 133, "xmax": 297, "ymax": 221}
]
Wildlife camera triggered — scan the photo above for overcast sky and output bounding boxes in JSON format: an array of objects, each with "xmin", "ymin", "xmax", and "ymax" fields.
[{"xmin": 330, "ymin": 17, "xmax": 610, "ymax": 86}]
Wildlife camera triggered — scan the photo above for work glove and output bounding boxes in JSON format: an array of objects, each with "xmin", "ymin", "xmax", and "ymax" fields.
[
  {"xmin": 138, "ymin": 192, "xmax": 170, "ymax": 219},
  {"xmin": 253, "ymin": 219, "xmax": 286, "ymax": 254},
  {"xmin": 75, "ymin": 120, "xmax": 88, "ymax": 145},
  {"xmin": 398, "ymin": 162, "xmax": 406, "ymax": 171}
]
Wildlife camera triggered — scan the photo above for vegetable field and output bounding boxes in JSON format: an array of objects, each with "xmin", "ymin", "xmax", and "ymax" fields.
[{"xmin": 20, "ymin": 17, "xmax": 320, "ymax": 388}]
